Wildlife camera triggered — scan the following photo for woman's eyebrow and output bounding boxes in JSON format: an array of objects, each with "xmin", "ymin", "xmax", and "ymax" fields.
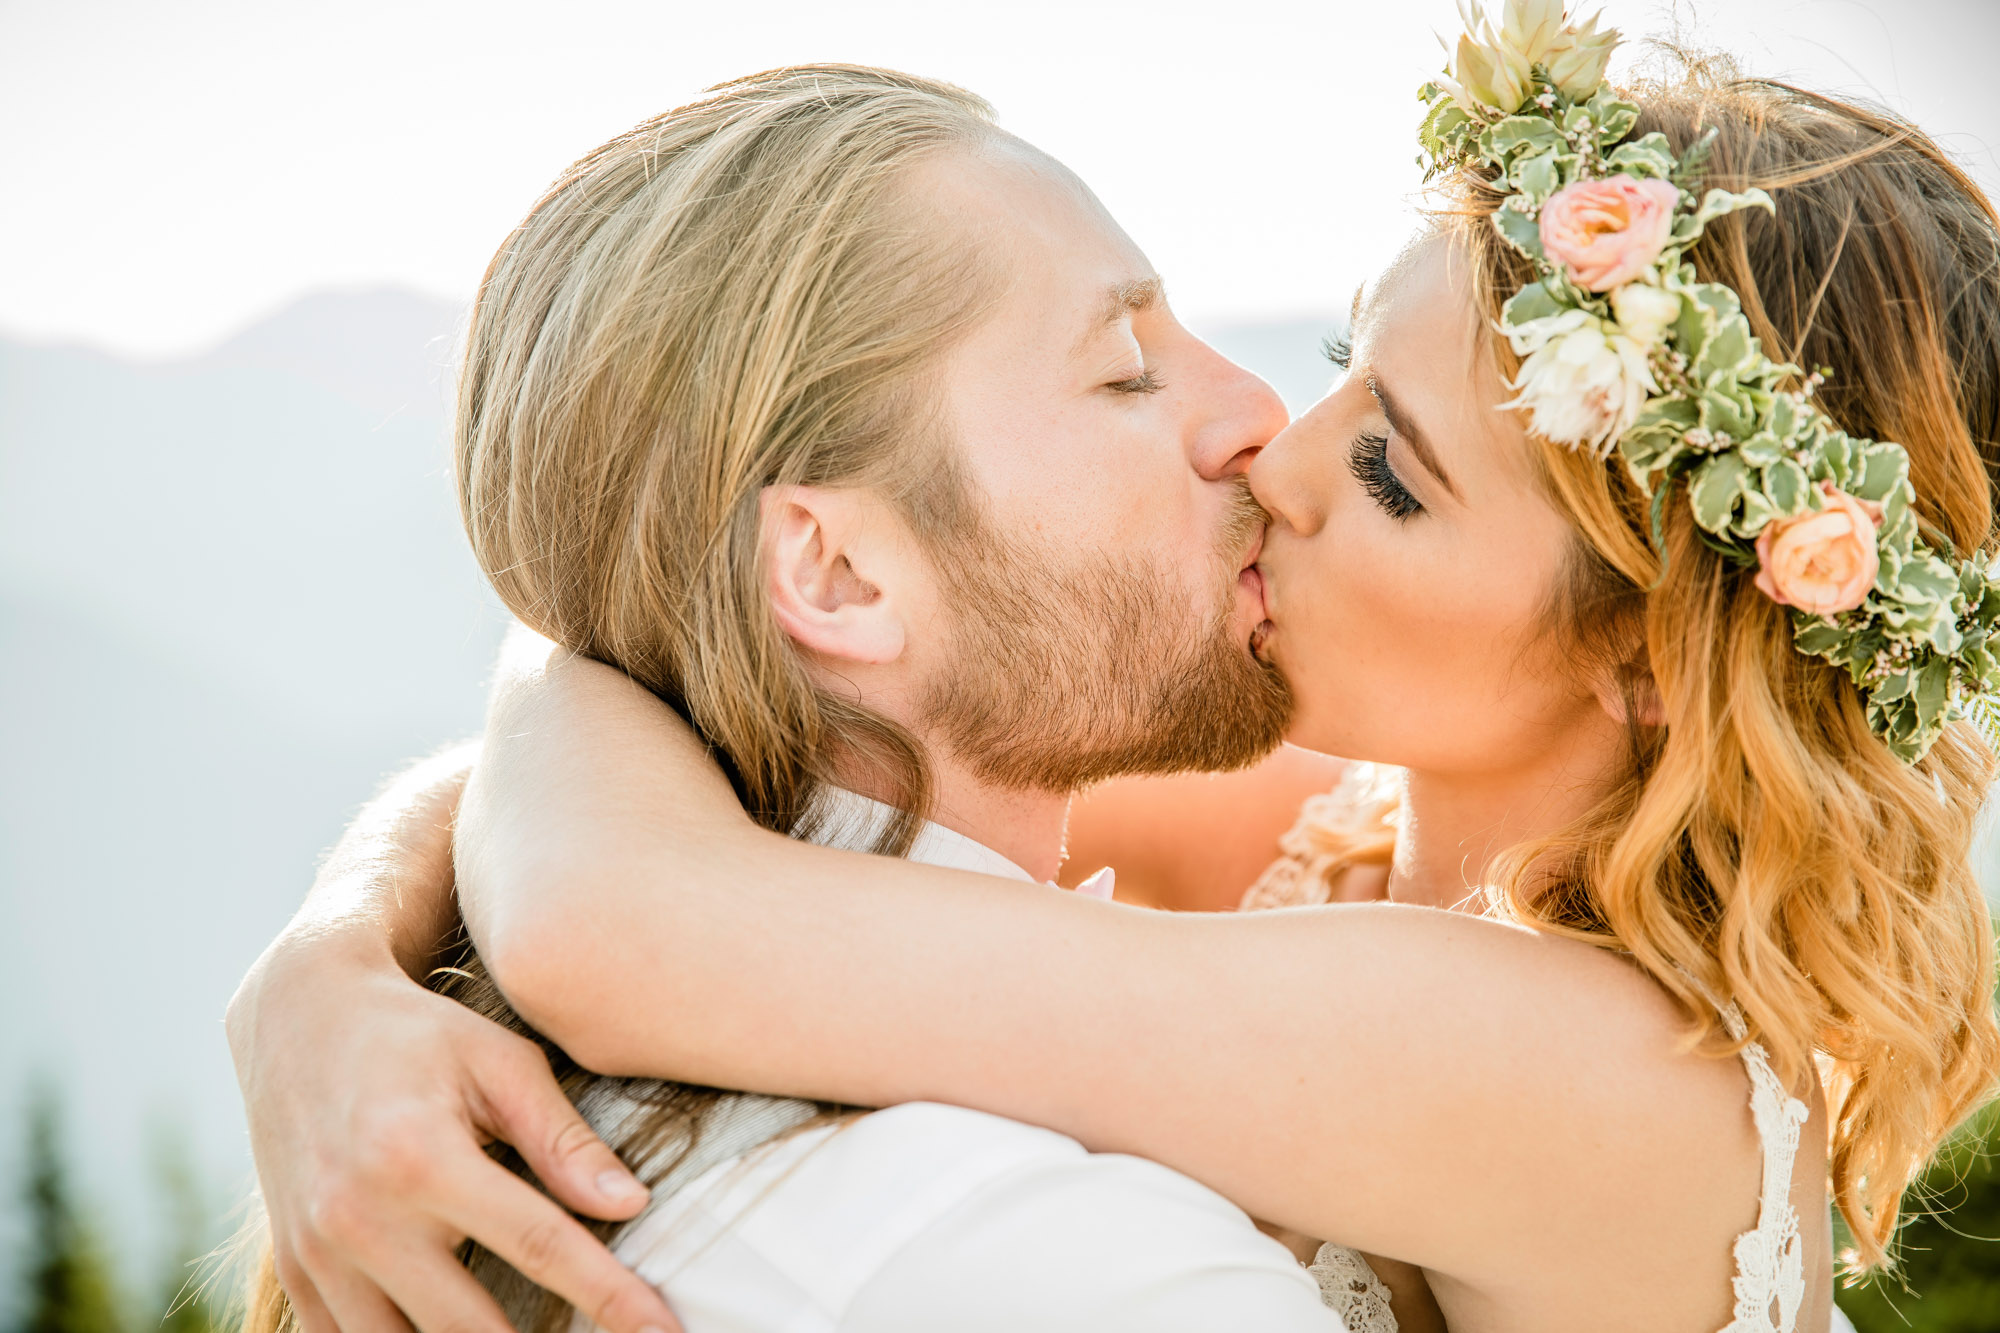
[{"xmin": 1367, "ymin": 375, "xmax": 1461, "ymax": 500}]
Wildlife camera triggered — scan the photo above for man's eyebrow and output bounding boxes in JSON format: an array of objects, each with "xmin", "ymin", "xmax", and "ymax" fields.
[
  {"xmin": 1072, "ymin": 277, "xmax": 1164, "ymax": 358},
  {"xmin": 1368, "ymin": 375, "xmax": 1461, "ymax": 501}
]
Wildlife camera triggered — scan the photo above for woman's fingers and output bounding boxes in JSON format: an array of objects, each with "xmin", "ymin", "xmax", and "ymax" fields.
[
  {"xmin": 478, "ymin": 1036, "xmax": 650, "ymax": 1221},
  {"xmin": 425, "ymin": 1137, "xmax": 682, "ymax": 1333},
  {"xmin": 303, "ymin": 1257, "xmax": 419, "ymax": 1333},
  {"xmin": 270, "ymin": 1249, "xmax": 341, "ymax": 1333},
  {"xmin": 357, "ymin": 1242, "xmax": 537, "ymax": 1333}
]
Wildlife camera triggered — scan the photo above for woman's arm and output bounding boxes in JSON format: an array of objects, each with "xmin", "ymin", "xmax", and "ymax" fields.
[
  {"xmin": 1057, "ymin": 749, "xmax": 1348, "ymax": 909},
  {"xmin": 227, "ymin": 744, "xmax": 681, "ymax": 1333},
  {"xmin": 463, "ymin": 641, "xmax": 1758, "ymax": 1292}
]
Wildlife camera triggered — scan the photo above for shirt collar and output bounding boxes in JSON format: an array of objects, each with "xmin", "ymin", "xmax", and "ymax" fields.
[{"xmin": 804, "ymin": 786, "xmax": 1037, "ymax": 883}]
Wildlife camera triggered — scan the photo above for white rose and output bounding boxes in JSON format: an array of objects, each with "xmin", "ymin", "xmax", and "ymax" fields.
[
  {"xmin": 1609, "ymin": 282, "xmax": 1681, "ymax": 346},
  {"xmin": 1503, "ymin": 308, "xmax": 1658, "ymax": 456}
]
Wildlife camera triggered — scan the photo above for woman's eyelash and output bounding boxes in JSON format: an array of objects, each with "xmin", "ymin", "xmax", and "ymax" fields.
[
  {"xmin": 1322, "ymin": 332, "xmax": 1352, "ymax": 370},
  {"xmin": 1348, "ymin": 430, "xmax": 1423, "ymax": 521},
  {"xmin": 1107, "ymin": 369, "xmax": 1166, "ymax": 395}
]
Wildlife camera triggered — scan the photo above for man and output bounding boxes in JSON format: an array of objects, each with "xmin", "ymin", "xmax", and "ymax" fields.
[{"xmin": 230, "ymin": 65, "xmax": 1343, "ymax": 1332}]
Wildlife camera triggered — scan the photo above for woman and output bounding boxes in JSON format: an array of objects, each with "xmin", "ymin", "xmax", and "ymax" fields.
[{"xmin": 445, "ymin": 18, "xmax": 2000, "ymax": 1333}]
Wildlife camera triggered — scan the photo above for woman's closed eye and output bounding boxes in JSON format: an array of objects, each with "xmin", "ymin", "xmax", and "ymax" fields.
[
  {"xmin": 1349, "ymin": 429, "xmax": 1423, "ymax": 521},
  {"xmin": 1106, "ymin": 368, "xmax": 1166, "ymax": 395}
]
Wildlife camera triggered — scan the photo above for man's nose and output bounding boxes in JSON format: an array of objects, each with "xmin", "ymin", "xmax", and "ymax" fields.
[{"xmin": 1191, "ymin": 355, "xmax": 1290, "ymax": 482}]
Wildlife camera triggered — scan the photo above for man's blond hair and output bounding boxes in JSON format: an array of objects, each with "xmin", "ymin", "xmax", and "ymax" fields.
[{"xmin": 457, "ymin": 64, "xmax": 1001, "ymax": 853}]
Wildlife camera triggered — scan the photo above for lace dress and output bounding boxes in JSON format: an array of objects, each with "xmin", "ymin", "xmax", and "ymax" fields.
[{"xmin": 1247, "ymin": 780, "xmax": 1812, "ymax": 1333}]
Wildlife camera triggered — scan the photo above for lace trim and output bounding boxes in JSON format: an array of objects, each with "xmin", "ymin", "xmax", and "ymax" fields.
[
  {"xmin": 1309, "ymin": 1244, "xmax": 1399, "ymax": 1333},
  {"xmin": 1713, "ymin": 1004, "xmax": 1810, "ymax": 1333},
  {"xmin": 1239, "ymin": 764, "xmax": 1399, "ymax": 912}
]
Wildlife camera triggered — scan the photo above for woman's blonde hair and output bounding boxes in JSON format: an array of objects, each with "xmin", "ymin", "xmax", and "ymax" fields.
[
  {"xmin": 458, "ymin": 62, "xmax": 1003, "ymax": 854},
  {"xmin": 1456, "ymin": 58, "xmax": 1999, "ymax": 1272},
  {"xmin": 243, "ymin": 64, "xmax": 1012, "ymax": 1333}
]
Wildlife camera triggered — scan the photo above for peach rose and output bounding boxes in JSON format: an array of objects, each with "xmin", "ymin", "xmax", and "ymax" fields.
[
  {"xmin": 1753, "ymin": 483, "xmax": 1885, "ymax": 615},
  {"xmin": 1538, "ymin": 175, "xmax": 1682, "ymax": 292}
]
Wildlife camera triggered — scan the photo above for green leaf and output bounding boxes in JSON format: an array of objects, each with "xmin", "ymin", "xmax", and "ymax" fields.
[
  {"xmin": 1898, "ymin": 554, "xmax": 1963, "ymax": 605},
  {"xmin": 1514, "ymin": 150, "xmax": 1560, "ymax": 200},
  {"xmin": 1739, "ymin": 431, "xmax": 1785, "ymax": 467},
  {"xmin": 1691, "ymin": 453, "xmax": 1750, "ymax": 532},
  {"xmin": 1693, "ymin": 186, "xmax": 1776, "ymax": 230},
  {"xmin": 1735, "ymin": 490, "xmax": 1778, "ymax": 536},
  {"xmin": 1874, "ymin": 668, "xmax": 1916, "ymax": 704},
  {"xmin": 1768, "ymin": 394, "xmax": 1800, "ymax": 441},
  {"xmin": 1916, "ymin": 657, "xmax": 1953, "ymax": 728},
  {"xmin": 1696, "ymin": 316, "xmax": 1755, "ymax": 378},
  {"xmin": 1701, "ymin": 383, "xmax": 1757, "ymax": 441},
  {"xmin": 1420, "ymin": 98, "xmax": 1472, "ymax": 154},
  {"xmin": 1493, "ymin": 205, "xmax": 1544, "ymax": 260},
  {"xmin": 1606, "ymin": 134, "xmax": 1676, "ymax": 180},
  {"xmin": 1794, "ymin": 620, "xmax": 1847, "ymax": 656},
  {"xmin": 1483, "ymin": 115, "xmax": 1563, "ymax": 162},
  {"xmin": 1852, "ymin": 443, "xmax": 1910, "ymax": 504},
  {"xmin": 1764, "ymin": 457, "xmax": 1811, "ymax": 514},
  {"xmin": 1501, "ymin": 281, "xmax": 1564, "ymax": 328},
  {"xmin": 1585, "ymin": 90, "xmax": 1640, "ymax": 143}
]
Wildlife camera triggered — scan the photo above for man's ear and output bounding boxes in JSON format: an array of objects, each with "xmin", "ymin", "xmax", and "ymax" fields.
[
  {"xmin": 759, "ymin": 485, "xmax": 907, "ymax": 666},
  {"xmin": 1591, "ymin": 654, "xmax": 1667, "ymax": 730}
]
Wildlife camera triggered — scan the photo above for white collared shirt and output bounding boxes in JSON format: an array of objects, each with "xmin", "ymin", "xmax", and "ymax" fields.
[{"xmin": 602, "ymin": 788, "xmax": 1342, "ymax": 1332}]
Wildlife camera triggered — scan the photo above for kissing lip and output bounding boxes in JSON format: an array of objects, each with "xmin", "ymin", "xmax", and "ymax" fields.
[{"xmin": 1239, "ymin": 529, "xmax": 1266, "ymax": 573}]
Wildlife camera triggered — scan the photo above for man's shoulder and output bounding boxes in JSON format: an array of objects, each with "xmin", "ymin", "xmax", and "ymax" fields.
[{"xmin": 611, "ymin": 1103, "xmax": 1330, "ymax": 1332}]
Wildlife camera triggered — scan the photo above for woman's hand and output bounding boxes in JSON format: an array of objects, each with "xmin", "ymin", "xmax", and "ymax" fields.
[{"xmin": 226, "ymin": 744, "xmax": 682, "ymax": 1333}]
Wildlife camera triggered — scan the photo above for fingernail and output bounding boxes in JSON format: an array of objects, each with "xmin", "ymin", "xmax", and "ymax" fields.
[
  {"xmin": 640, "ymin": 1325, "xmax": 672, "ymax": 1333},
  {"xmin": 598, "ymin": 1169, "xmax": 647, "ymax": 1202}
]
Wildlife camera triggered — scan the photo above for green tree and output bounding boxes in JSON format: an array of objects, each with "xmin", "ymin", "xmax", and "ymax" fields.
[
  {"xmin": 16, "ymin": 1084, "xmax": 125, "ymax": 1333},
  {"xmin": 148, "ymin": 1122, "xmax": 226, "ymax": 1333},
  {"xmin": 1838, "ymin": 1101, "xmax": 2000, "ymax": 1332}
]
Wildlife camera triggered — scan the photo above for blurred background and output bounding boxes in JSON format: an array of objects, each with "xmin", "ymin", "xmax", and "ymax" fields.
[{"xmin": 4, "ymin": 0, "xmax": 1998, "ymax": 1327}]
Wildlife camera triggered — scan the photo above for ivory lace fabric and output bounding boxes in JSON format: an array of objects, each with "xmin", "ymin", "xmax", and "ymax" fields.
[{"xmin": 1249, "ymin": 781, "xmax": 1810, "ymax": 1332}]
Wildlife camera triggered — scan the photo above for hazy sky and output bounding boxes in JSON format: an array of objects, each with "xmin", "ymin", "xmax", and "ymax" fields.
[{"xmin": 5, "ymin": 0, "xmax": 1997, "ymax": 358}]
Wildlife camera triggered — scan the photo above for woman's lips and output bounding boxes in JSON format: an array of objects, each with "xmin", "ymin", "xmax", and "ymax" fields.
[{"xmin": 1237, "ymin": 562, "xmax": 1267, "ymax": 620}]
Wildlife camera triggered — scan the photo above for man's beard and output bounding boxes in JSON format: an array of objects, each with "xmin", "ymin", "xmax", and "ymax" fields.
[{"xmin": 918, "ymin": 483, "xmax": 1293, "ymax": 793}]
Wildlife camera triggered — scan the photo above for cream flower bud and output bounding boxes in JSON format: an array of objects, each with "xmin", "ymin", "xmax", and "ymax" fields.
[
  {"xmin": 1497, "ymin": 0, "xmax": 1566, "ymax": 63},
  {"xmin": 1609, "ymin": 282, "xmax": 1682, "ymax": 346},
  {"xmin": 1502, "ymin": 308, "xmax": 1657, "ymax": 455},
  {"xmin": 1544, "ymin": 13, "xmax": 1618, "ymax": 99},
  {"xmin": 1442, "ymin": 29, "xmax": 1533, "ymax": 114}
]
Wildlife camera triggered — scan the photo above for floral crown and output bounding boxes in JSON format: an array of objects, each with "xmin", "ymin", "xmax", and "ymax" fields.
[{"xmin": 1418, "ymin": 0, "xmax": 2000, "ymax": 763}]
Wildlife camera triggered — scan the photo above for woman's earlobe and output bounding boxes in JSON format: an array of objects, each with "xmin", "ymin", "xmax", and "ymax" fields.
[{"xmin": 1592, "ymin": 660, "xmax": 1667, "ymax": 729}]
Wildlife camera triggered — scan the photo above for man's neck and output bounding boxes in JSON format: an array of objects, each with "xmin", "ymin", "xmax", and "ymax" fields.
[{"xmin": 833, "ymin": 753, "xmax": 1070, "ymax": 882}]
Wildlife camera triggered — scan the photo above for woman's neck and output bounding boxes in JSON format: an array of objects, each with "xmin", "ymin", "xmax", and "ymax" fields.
[{"xmin": 1387, "ymin": 717, "xmax": 1629, "ymax": 913}]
